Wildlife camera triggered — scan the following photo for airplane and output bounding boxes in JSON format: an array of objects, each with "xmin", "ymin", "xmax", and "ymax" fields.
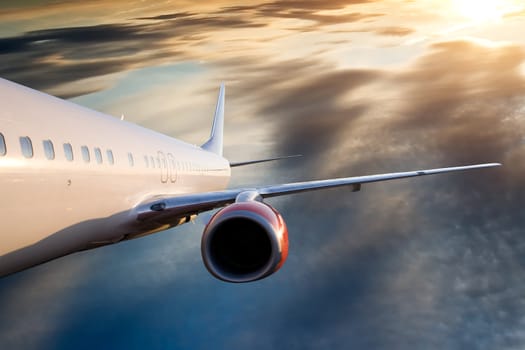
[{"xmin": 0, "ymin": 77, "xmax": 500, "ymax": 282}]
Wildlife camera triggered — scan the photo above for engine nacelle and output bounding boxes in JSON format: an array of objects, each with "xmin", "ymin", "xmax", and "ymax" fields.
[{"xmin": 201, "ymin": 201, "xmax": 289, "ymax": 283}]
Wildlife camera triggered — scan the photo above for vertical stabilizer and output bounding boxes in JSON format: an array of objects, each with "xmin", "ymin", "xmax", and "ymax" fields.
[{"xmin": 201, "ymin": 83, "xmax": 225, "ymax": 156}]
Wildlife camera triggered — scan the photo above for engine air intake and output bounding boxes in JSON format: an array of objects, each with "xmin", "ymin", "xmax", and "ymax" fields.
[{"xmin": 201, "ymin": 201, "xmax": 288, "ymax": 283}]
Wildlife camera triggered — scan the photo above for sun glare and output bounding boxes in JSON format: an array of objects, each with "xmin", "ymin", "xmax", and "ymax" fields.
[{"xmin": 452, "ymin": 0, "xmax": 517, "ymax": 22}]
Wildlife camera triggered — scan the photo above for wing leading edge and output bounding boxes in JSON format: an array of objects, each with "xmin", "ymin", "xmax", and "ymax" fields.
[{"xmin": 136, "ymin": 163, "xmax": 501, "ymax": 226}]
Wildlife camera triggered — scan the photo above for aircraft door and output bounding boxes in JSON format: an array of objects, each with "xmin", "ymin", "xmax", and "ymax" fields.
[
  {"xmin": 158, "ymin": 151, "xmax": 168, "ymax": 183},
  {"xmin": 167, "ymin": 153, "xmax": 177, "ymax": 183}
]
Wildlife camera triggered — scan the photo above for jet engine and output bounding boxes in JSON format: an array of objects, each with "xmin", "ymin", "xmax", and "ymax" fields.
[{"xmin": 201, "ymin": 201, "xmax": 288, "ymax": 283}]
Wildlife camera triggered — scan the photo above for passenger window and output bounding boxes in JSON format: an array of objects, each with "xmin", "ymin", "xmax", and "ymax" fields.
[
  {"xmin": 81, "ymin": 146, "xmax": 90, "ymax": 162},
  {"xmin": 43, "ymin": 140, "xmax": 55, "ymax": 160},
  {"xmin": 0, "ymin": 133, "xmax": 6, "ymax": 156},
  {"xmin": 128, "ymin": 152, "xmax": 134, "ymax": 167},
  {"xmin": 94, "ymin": 148, "xmax": 103, "ymax": 164},
  {"xmin": 144, "ymin": 155, "xmax": 149, "ymax": 168},
  {"xmin": 20, "ymin": 136, "xmax": 33, "ymax": 158},
  {"xmin": 106, "ymin": 150, "xmax": 114, "ymax": 165},
  {"xmin": 63, "ymin": 143, "xmax": 74, "ymax": 161}
]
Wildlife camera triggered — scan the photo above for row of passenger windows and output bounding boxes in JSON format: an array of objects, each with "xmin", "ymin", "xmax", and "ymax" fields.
[
  {"xmin": 0, "ymin": 133, "xmax": 206, "ymax": 172},
  {"xmin": 0, "ymin": 133, "xmax": 123, "ymax": 165},
  {"xmin": 16, "ymin": 135, "xmax": 116, "ymax": 165}
]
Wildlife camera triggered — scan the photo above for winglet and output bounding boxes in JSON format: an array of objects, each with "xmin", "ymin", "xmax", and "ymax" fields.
[{"xmin": 201, "ymin": 83, "xmax": 225, "ymax": 156}]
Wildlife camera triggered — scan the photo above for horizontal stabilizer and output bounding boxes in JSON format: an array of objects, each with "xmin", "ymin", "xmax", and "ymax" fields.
[{"xmin": 230, "ymin": 155, "xmax": 302, "ymax": 167}]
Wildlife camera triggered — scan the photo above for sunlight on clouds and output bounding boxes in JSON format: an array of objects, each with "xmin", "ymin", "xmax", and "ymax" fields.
[
  {"xmin": 520, "ymin": 62, "xmax": 525, "ymax": 78},
  {"xmin": 453, "ymin": 36, "xmax": 513, "ymax": 48},
  {"xmin": 451, "ymin": 0, "xmax": 523, "ymax": 22},
  {"xmin": 398, "ymin": 0, "xmax": 525, "ymax": 47}
]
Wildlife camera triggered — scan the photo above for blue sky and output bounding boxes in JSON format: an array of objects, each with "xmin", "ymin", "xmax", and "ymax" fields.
[{"xmin": 1, "ymin": 1, "xmax": 525, "ymax": 349}]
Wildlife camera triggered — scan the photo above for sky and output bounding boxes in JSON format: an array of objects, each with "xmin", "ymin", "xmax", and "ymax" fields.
[{"xmin": 0, "ymin": 0, "xmax": 525, "ymax": 349}]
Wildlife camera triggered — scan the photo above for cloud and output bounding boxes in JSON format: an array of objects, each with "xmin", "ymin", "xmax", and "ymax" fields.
[
  {"xmin": 386, "ymin": 40, "xmax": 525, "ymax": 175},
  {"xmin": 245, "ymin": 38, "xmax": 525, "ymax": 236},
  {"xmin": 1, "ymin": 0, "xmax": 525, "ymax": 348},
  {"xmin": 504, "ymin": 8, "xmax": 525, "ymax": 18},
  {"xmin": 135, "ymin": 11, "xmax": 197, "ymax": 21},
  {"xmin": 261, "ymin": 0, "xmax": 377, "ymax": 11},
  {"xmin": 0, "ymin": 12, "xmax": 265, "ymax": 96},
  {"xmin": 374, "ymin": 26, "xmax": 414, "ymax": 36},
  {"xmin": 0, "ymin": 0, "xmax": 385, "ymax": 97},
  {"xmin": 215, "ymin": 39, "xmax": 525, "ymax": 349},
  {"xmin": 257, "ymin": 69, "xmax": 381, "ymax": 159},
  {"xmin": 223, "ymin": 0, "xmax": 383, "ymax": 30},
  {"xmin": 0, "ymin": 23, "xmax": 174, "ymax": 96}
]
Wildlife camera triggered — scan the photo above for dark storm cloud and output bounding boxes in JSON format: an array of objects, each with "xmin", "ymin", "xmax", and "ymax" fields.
[
  {"xmin": 261, "ymin": 0, "xmax": 377, "ymax": 10},
  {"xmin": 0, "ymin": 24, "xmax": 169, "ymax": 95},
  {"xmin": 213, "ymin": 55, "xmax": 384, "ymax": 177},
  {"xmin": 0, "ymin": 24, "xmax": 150, "ymax": 51},
  {"xmin": 258, "ymin": 69, "xmax": 381, "ymax": 156},
  {"xmin": 261, "ymin": 39, "xmax": 525, "ymax": 230},
  {"xmin": 220, "ymin": 40, "xmax": 525, "ymax": 349},
  {"xmin": 248, "ymin": 39, "xmax": 525, "ymax": 182},
  {"xmin": 207, "ymin": 38, "xmax": 525, "ymax": 350},
  {"xmin": 140, "ymin": 2, "xmax": 383, "ymax": 32},
  {"xmin": 0, "ymin": 0, "xmax": 384, "ymax": 96},
  {"xmin": 374, "ymin": 41, "xmax": 525, "ymax": 246},
  {"xmin": 0, "ymin": 12, "xmax": 264, "ymax": 95},
  {"xmin": 220, "ymin": 0, "xmax": 383, "ymax": 30},
  {"xmin": 138, "ymin": 14, "xmax": 266, "ymax": 30},
  {"xmin": 214, "ymin": 0, "xmax": 378, "ymax": 13},
  {"xmin": 136, "ymin": 11, "xmax": 197, "ymax": 21},
  {"xmin": 255, "ymin": 8, "xmax": 382, "ymax": 30},
  {"xmin": 387, "ymin": 41, "xmax": 525, "ymax": 170}
]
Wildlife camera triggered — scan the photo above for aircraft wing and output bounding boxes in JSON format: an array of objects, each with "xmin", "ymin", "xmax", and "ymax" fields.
[{"xmin": 136, "ymin": 163, "xmax": 500, "ymax": 226}]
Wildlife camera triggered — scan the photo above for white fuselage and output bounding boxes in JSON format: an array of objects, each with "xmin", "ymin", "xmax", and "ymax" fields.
[{"xmin": 0, "ymin": 78, "xmax": 230, "ymax": 276}]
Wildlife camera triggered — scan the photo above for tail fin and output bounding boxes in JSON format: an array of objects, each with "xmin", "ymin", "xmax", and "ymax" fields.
[{"xmin": 201, "ymin": 83, "xmax": 225, "ymax": 156}]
